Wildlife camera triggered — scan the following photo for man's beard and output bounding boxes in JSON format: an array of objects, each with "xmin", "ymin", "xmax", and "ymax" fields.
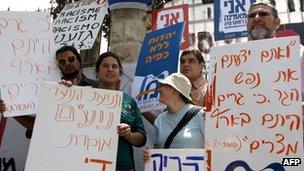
[
  {"xmin": 249, "ymin": 26, "xmax": 275, "ymax": 40},
  {"xmin": 62, "ymin": 70, "xmax": 80, "ymax": 80}
]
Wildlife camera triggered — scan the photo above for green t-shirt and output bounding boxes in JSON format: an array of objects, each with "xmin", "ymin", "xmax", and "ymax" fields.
[{"xmin": 116, "ymin": 93, "xmax": 146, "ymax": 170}]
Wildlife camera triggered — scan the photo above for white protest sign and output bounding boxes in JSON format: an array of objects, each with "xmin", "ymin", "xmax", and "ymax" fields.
[
  {"xmin": 145, "ymin": 149, "xmax": 205, "ymax": 171},
  {"xmin": 0, "ymin": 11, "xmax": 60, "ymax": 117},
  {"xmin": 52, "ymin": 0, "xmax": 108, "ymax": 50},
  {"xmin": 25, "ymin": 82, "xmax": 122, "ymax": 171},
  {"xmin": 206, "ymin": 36, "xmax": 303, "ymax": 171}
]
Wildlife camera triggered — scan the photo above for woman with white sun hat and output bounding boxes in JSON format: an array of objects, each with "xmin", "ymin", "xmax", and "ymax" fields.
[{"xmin": 143, "ymin": 73, "xmax": 205, "ymax": 162}]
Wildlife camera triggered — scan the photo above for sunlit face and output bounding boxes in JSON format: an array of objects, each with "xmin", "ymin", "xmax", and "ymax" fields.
[
  {"xmin": 247, "ymin": 4, "xmax": 280, "ymax": 40},
  {"xmin": 98, "ymin": 56, "xmax": 120, "ymax": 88},
  {"xmin": 158, "ymin": 84, "xmax": 175, "ymax": 104},
  {"xmin": 180, "ymin": 53, "xmax": 204, "ymax": 81},
  {"xmin": 57, "ymin": 50, "xmax": 81, "ymax": 79}
]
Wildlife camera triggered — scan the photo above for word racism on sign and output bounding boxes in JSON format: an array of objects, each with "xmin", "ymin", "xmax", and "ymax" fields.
[
  {"xmin": 206, "ymin": 36, "xmax": 303, "ymax": 171},
  {"xmin": 214, "ymin": 0, "xmax": 254, "ymax": 40},
  {"xmin": 152, "ymin": 4, "xmax": 189, "ymax": 50},
  {"xmin": 52, "ymin": 0, "xmax": 108, "ymax": 50},
  {"xmin": 25, "ymin": 82, "xmax": 122, "ymax": 171}
]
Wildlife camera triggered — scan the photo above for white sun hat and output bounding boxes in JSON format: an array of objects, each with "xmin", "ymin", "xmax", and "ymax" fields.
[{"xmin": 158, "ymin": 73, "xmax": 192, "ymax": 102}]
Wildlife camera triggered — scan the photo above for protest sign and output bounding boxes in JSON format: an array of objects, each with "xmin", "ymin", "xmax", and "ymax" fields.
[
  {"xmin": 152, "ymin": 4, "xmax": 189, "ymax": 49},
  {"xmin": 131, "ymin": 22, "xmax": 184, "ymax": 112},
  {"xmin": 25, "ymin": 82, "xmax": 122, "ymax": 171},
  {"xmin": 145, "ymin": 149, "xmax": 205, "ymax": 171},
  {"xmin": 214, "ymin": 0, "xmax": 255, "ymax": 40},
  {"xmin": 0, "ymin": 11, "xmax": 60, "ymax": 117},
  {"xmin": 206, "ymin": 36, "xmax": 303, "ymax": 171},
  {"xmin": 52, "ymin": 0, "xmax": 108, "ymax": 50}
]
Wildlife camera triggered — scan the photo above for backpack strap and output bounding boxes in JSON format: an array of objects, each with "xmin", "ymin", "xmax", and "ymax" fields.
[{"xmin": 164, "ymin": 107, "xmax": 202, "ymax": 149}]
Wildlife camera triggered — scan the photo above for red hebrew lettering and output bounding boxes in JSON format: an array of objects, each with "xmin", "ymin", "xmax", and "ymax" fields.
[
  {"xmin": 84, "ymin": 157, "xmax": 113, "ymax": 171},
  {"xmin": 273, "ymin": 69, "xmax": 298, "ymax": 83},
  {"xmin": 249, "ymin": 133, "xmax": 299, "ymax": 155},
  {"xmin": 261, "ymin": 113, "xmax": 301, "ymax": 131},
  {"xmin": 234, "ymin": 72, "xmax": 261, "ymax": 89},
  {"xmin": 260, "ymin": 40, "xmax": 295, "ymax": 63},
  {"xmin": 220, "ymin": 49, "xmax": 250, "ymax": 68},
  {"xmin": 55, "ymin": 104, "xmax": 75, "ymax": 122}
]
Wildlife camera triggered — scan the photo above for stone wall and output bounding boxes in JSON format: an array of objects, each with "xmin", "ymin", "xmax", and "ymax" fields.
[{"xmin": 110, "ymin": 9, "xmax": 147, "ymax": 63}]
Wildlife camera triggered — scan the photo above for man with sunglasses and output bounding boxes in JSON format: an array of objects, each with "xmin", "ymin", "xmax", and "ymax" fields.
[
  {"xmin": 56, "ymin": 45, "xmax": 97, "ymax": 86},
  {"xmin": 12, "ymin": 46, "xmax": 97, "ymax": 136}
]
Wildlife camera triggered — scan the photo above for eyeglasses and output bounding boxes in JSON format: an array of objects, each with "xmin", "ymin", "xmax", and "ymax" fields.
[
  {"xmin": 248, "ymin": 11, "xmax": 271, "ymax": 19},
  {"xmin": 57, "ymin": 56, "xmax": 76, "ymax": 66}
]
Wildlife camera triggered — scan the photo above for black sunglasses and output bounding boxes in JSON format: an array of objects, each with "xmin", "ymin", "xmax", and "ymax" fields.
[
  {"xmin": 58, "ymin": 56, "xmax": 76, "ymax": 66},
  {"xmin": 248, "ymin": 11, "xmax": 271, "ymax": 18}
]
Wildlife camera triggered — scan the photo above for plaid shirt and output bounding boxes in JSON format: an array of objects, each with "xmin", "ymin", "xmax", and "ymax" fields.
[{"xmin": 190, "ymin": 75, "xmax": 208, "ymax": 107}]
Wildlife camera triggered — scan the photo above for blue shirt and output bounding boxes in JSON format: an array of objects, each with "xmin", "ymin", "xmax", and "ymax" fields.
[{"xmin": 153, "ymin": 104, "xmax": 205, "ymax": 148}]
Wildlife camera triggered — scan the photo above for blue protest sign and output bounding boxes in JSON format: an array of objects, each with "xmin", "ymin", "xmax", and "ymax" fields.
[
  {"xmin": 131, "ymin": 22, "xmax": 184, "ymax": 112},
  {"xmin": 214, "ymin": 0, "xmax": 256, "ymax": 41}
]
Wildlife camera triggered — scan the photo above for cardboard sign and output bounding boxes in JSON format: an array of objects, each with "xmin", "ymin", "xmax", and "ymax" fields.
[
  {"xmin": 25, "ymin": 82, "xmax": 122, "ymax": 171},
  {"xmin": 131, "ymin": 23, "xmax": 184, "ymax": 112},
  {"xmin": 152, "ymin": 4, "xmax": 189, "ymax": 49},
  {"xmin": 52, "ymin": 0, "xmax": 108, "ymax": 50},
  {"xmin": 206, "ymin": 36, "xmax": 304, "ymax": 171},
  {"xmin": 0, "ymin": 11, "xmax": 60, "ymax": 117},
  {"xmin": 214, "ymin": 0, "xmax": 255, "ymax": 40}
]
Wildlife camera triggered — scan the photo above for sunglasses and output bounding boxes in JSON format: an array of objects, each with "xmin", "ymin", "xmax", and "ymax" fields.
[
  {"xmin": 57, "ymin": 56, "xmax": 76, "ymax": 66},
  {"xmin": 248, "ymin": 11, "xmax": 271, "ymax": 18}
]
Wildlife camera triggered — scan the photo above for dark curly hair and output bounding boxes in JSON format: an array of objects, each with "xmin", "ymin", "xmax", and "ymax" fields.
[
  {"xmin": 180, "ymin": 49, "xmax": 205, "ymax": 63},
  {"xmin": 95, "ymin": 51, "xmax": 123, "ymax": 75}
]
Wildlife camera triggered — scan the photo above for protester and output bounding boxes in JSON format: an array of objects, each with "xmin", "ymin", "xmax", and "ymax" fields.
[
  {"xmin": 61, "ymin": 51, "xmax": 146, "ymax": 171},
  {"xmin": 180, "ymin": 49, "xmax": 208, "ymax": 107},
  {"xmin": 247, "ymin": 0, "xmax": 280, "ymax": 41},
  {"xmin": 142, "ymin": 73, "xmax": 205, "ymax": 162},
  {"xmin": 142, "ymin": 49, "xmax": 207, "ymax": 125},
  {"xmin": 247, "ymin": 0, "xmax": 304, "ymax": 149},
  {"xmin": 56, "ymin": 45, "xmax": 97, "ymax": 86},
  {"xmin": 14, "ymin": 45, "xmax": 97, "ymax": 132}
]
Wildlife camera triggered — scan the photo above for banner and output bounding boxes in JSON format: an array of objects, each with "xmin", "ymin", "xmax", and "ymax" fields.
[
  {"xmin": 145, "ymin": 149, "xmax": 205, "ymax": 171},
  {"xmin": 131, "ymin": 23, "xmax": 184, "ymax": 112},
  {"xmin": 25, "ymin": 82, "xmax": 122, "ymax": 171},
  {"xmin": 214, "ymin": 0, "xmax": 255, "ymax": 40},
  {"xmin": 52, "ymin": 0, "xmax": 108, "ymax": 50},
  {"xmin": 206, "ymin": 36, "xmax": 303, "ymax": 170},
  {"xmin": 152, "ymin": 4, "xmax": 189, "ymax": 49},
  {"xmin": 0, "ymin": 11, "xmax": 60, "ymax": 117}
]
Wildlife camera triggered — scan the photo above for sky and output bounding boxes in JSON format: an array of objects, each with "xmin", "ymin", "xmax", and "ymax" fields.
[{"xmin": 0, "ymin": 0, "xmax": 51, "ymax": 11}]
